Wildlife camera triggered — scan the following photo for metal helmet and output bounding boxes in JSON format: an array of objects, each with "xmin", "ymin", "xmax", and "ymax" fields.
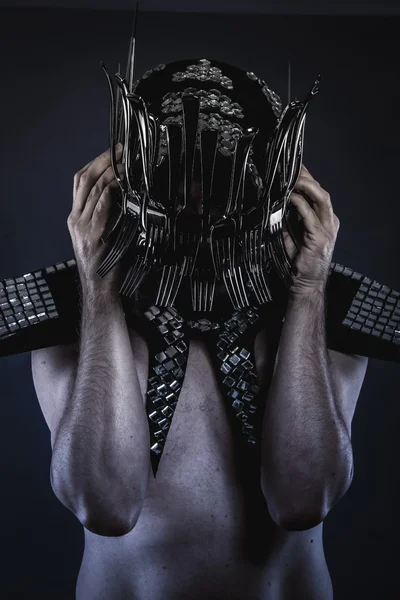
[{"xmin": 98, "ymin": 17, "xmax": 320, "ymax": 313}]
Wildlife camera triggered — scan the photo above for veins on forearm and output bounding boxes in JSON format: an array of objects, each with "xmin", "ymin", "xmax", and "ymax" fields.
[{"xmin": 261, "ymin": 289, "xmax": 352, "ymax": 520}]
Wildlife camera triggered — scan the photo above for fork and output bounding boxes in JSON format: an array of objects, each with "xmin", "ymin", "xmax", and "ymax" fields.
[
  {"xmin": 96, "ymin": 67, "xmax": 147, "ymax": 278},
  {"xmin": 156, "ymin": 97, "xmax": 202, "ymax": 307},
  {"xmin": 266, "ymin": 114, "xmax": 307, "ymax": 287},
  {"xmin": 243, "ymin": 219, "xmax": 273, "ymax": 304},
  {"xmin": 211, "ymin": 219, "xmax": 249, "ymax": 309},
  {"xmin": 96, "ymin": 210, "xmax": 140, "ymax": 279},
  {"xmin": 243, "ymin": 113, "xmax": 301, "ymax": 297},
  {"xmin": 191, "ymin": 267, "xmax": 216, "ymax": 312},
  {"xmin": 211, "ymin": 130, "xmax": 256, "ymax": 309},
  {"xmin": 156, "ymin": 229, "xmax": 201, "ymax": 306},
  {"xmin": 111, "ymin": 78, "xmax": 167, "ymax": 296},
  {"xmin": 260, "ymin": 77, "xmax": 321, "ymax": 289},
  {"xmin": 120, "ymin": 202, "xmax": 168, "ymax": 298}
]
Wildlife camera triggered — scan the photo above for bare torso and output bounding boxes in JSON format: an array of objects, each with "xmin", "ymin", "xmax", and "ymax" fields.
[{"xmin": 75, "ymin": 311, "xmax": 334, "ymax": 600}]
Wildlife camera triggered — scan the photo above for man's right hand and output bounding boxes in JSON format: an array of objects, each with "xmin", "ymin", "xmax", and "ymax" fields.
[{"xmin": 67, "ymin": 144, "xmax": 125, "ymax": 298}]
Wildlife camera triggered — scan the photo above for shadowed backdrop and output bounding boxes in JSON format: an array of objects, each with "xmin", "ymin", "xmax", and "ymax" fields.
[{"xmin": 0, "ymin": 6, "xmax": 399, "ymax": 599}]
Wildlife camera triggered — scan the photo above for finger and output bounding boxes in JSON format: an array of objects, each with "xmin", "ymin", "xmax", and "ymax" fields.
[
  {"xmin": 299, "ymin": 164, "xmax": 316, "ymax": 182},
  {"xmin": 80, "ymin": 143, "xmax": 123, "ymax": 177},
  {"xmin": 81, "ymin": 163, "xmax": 124, "ymax": 223},
  {"xmin": 73, "ymin": 147, "xmax": 114, "ymax": 200},
  {"xmin": 289, "ymin": 191, "xmax": 321, "ymax": 234},
  {"xmin": 301, "ymin": 164, "xmax": 310, "ymax": 174},
  {"xmin": 75, "ymin": 144, "xmax": 123, "ymax": 203},
  {"xmin": 91, "ymin": 179, "xmax": 121, "ymax": 233},
  {"xmin": 293, "ymin": 175, "xmax": 334, "ymax": 228},
  {"xmin": 72, "ymin": 144, "xmax": 123, "ymax": 215}
]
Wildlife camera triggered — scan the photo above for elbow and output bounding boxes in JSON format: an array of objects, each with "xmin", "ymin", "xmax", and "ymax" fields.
[
  {"xmin": 76, "ymin": 501, "xmax": 143, "ymax": 537},
  {"xmin": 268, "ymin": 481, "xmax": 353, "ymax": 532},
  {"xmin": 81, "ymin": 511, "xmax": 140, "ymax": 537},
  {"xmin": 276, "ymin": 510, "xmax": 327, "ymax": 532},
  {"xmin": 50, "ymin": 473, "xmax": 144, "ymax": 538},
  {"xmin": 262, "ymin": 462, "xmax": 354, "ymax": 533},
  {"xmin": 261, "ymin": 480, "xmax": 330, "ymax": 532}
]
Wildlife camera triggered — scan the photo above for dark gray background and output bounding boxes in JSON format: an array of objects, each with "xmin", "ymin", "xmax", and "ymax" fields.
[
  {"xmin": 0, "ymin": 4, "xmax": 399, "ymax": 600},
  {"xmin": 1, "ymin": 0, "xmax": 400, "ymax": 14}
]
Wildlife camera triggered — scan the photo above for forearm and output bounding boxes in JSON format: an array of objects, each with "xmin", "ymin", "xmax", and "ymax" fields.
[
  {"xmin": 50, "ymin": 290, "xmax": 150, "ymax": 534},
  {"xmin": 261, "ymin": 287, "xmax": 353, "ymax": 529}
]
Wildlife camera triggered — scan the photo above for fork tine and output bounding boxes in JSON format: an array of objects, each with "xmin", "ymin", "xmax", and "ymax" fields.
[
  {"xmin": 101, "ymin": 195, "xmax": 124, "ymax": 244},
  {"xmin": 275, "ymin": 231, "xmax": 293, "ymax": 281},
  {"xmin": 224, "ymin": 273, "xmax": 239, "ymax": 309},
  {"xmin": 164, "ymin": 264, "xmax": 184, "ymax": 307},
  {"xmin": 203, "ymin": 278, "xmax": 207, "ymax": 312},
  {"xmin": 121, "ymin": 235, "xmax": 152, "ymax": 295},
  {"xmin": 207, "ymin": 275, "xmax": 216, "ymax": 311},
  {"xmin": 133, "ymin": 259, "xmax": 153, "ymax": 294},
  {"xmin": 204, "ymin": 279, "xmax": 209, "ymax": 313},
  {"xmin": 199, "ymin": 278, "xmax": 204, "ymax": 312},
  {"xmin": 190, "ymin": 267, "xmax": 216, "ymax": 312},
  {"xmin": 163, "ymin": 265, "xmax": 179, "ymax": 307},
  {"xmin": 254, "ymin": 229, "xmax": 270, "ymax": 304},
  {"xmin": 121, "ymin": 242, "xmax": 152, "ymax": 297},
  {"xmin": 120, "ymin": 223, "xmax": 155, "ymax": 296},
  {"xmin": 97, "ymin": 214, "xmax": 138, "ymax": 278},
  {"xmin": 222, "ymin": 239, "xmax": 241, "ymax": 309},
  {"xmin": 99, "ymin": 217, "xmax": 137, "ymax": 276},
  {"xmin": 256, "ymin": 227, "xmax": 272, "ymax": 302},
  {"xmin": 271, "ymin": 223, "xmax": 294, "ymax": 285},
  {"xmin": 243, "ymin": 228, "xmax": 258, "ymax": 302},
  {"xmin": 98, "ymin": 217, "xmax": 135, "ymax": 275},
  {"xmin": 259, "ymin": 240, "xmax": 273, "ymax": 302},
  {"xmin": 184, "ymin": 230, "xmax": 200, "ymax": 277},
  {"xmin": 120, "ymin": 256, "xmax": 141, "ymax": 296},
  {"xmin": 124, "ymin": 262, "xmax": 150, "ymax": 297},
  {"xmin": 269, "ymin": 229, "xmax": 289, "ymax": 285},
  {"xmin": 236, "ymin": 264, "xmax": 249, "ymax": 307},
  {"xmin": 156, "ymin": 264, "xmax": 173, "ymax": 306},
  {"xmin": 192, "ymin": 274, "xmax": 197, "ymax": 312},
  {"xmin": 227, "ymin": 236, "xmax": 247, "ymax": 308},
  {"xmin": 191, "ymin": 268, "xmax": 201, "ymax": 312},
  {"xmin": 198, "ymin": 273, "xmax": 202, "ymax": 312}
]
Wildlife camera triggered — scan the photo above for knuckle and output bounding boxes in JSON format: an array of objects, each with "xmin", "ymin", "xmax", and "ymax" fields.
[
  {"xmin": 91, "ymin": 181, "xmax": 102, "ymax": 197},
  {"xmin": 87, "ymin": 182, "xmax": 102, "ymax": 203},
  {"xmin": 95, "ymin": 191, "xmax": 112, "ymax": 213},
  {"xmin": 94, "ymin": 198, "xmax": 107, "ymax": 213},
  {"xmin": 79, "ymin": 170, "xmax": 90, "ymax": 186},
  {"xmin": 103, "ymin": 180, "xmax": 116, "ymax": 195},
  {"xmin": 328, "ymin": 229, "xmax": 337, "ymax": 242}
]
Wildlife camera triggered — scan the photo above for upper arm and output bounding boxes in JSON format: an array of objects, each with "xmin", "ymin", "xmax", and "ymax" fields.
[
  {"xmin": 31, "ymin": 343, "xmax": 79, "ymax": 450},
  {"xmin": 327, "ymin": 348, "xmax": 369, "ymax": 439}
]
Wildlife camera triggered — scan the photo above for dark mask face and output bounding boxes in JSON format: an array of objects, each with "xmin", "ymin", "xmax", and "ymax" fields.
[{"xmin": 97, "ymin": 58, "xmax": 320, "ymax": 313}]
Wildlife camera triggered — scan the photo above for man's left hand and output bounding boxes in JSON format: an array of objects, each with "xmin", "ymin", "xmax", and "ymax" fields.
[{"xmin": 282, "ymin": 165, "xmax": 340, "ymax": 296}]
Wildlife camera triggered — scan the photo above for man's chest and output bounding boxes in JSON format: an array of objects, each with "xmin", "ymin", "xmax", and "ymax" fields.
[
  {"xmin": 85, "ymin": 322, "xmax": 290, "ymax": 575},
  {"xmin": 128, "ymin": 323, "xmax": 281, "ymax": 492}
]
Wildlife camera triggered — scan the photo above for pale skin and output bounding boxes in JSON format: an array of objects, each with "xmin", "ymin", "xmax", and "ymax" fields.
[
  {"xmin": 263, "ymin": 166, "xmax": 356, "ymax": 530},
  {"xmin": 31, "ymin": 147, "xmax": 368, "ymax": 599},
  {"xmin": 283, "ymin": 164, "xmax": 341, "ymax": 292}
]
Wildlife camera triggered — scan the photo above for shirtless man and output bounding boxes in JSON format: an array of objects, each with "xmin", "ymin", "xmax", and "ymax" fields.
[{"xmin": 31, "ymin": 143, "xmax": 368, "ymax": 599}]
